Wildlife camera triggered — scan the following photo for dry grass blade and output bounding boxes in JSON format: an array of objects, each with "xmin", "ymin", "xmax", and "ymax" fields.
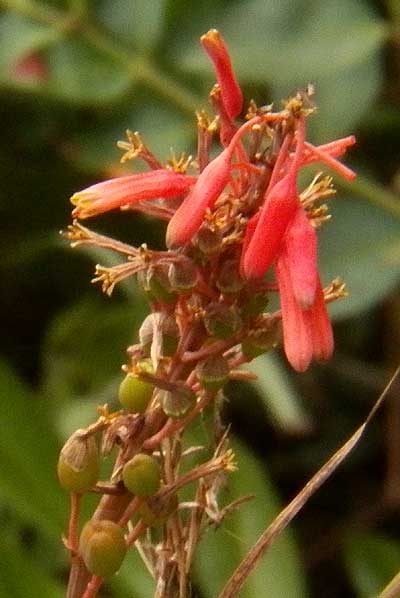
[
  {"xmin": 219, "ymin": 366, "xmax": 400, "ymax": 598},
  {"xmin": 379, "ymin": 568, "xmax": 400, "ymax": 597}
]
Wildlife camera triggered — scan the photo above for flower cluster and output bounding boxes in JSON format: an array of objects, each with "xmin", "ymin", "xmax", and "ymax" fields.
[
  {"xmin": 71, "ymin": 29, "xmax": 355, "ymax": 373},
  {"xmin": 63, "ymin": 29, "xmax": 355, "ymax": 598}
]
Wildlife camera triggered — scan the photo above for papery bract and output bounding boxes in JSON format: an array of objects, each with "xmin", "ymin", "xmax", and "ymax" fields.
[{"xmin": 71, "ymin": 169, "xmax": 197, "ymax": 219}]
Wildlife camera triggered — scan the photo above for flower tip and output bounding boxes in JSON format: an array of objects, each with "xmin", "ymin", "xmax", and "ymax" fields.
[{"xmin": 200, "ymin": 29, "xmax": 222, "ymax": 47}]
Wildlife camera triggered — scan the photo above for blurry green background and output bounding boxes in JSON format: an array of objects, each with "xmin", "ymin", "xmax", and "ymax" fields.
[{"xmin": 1, "ymin": 0, "xmax": 400, "ymax": 596}]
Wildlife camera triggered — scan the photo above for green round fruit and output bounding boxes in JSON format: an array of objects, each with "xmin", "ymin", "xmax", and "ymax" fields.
[
  {"xmin": 122, "ymin": 453, "xmax": 161, "ymax": 497},
  {"xmin": 197, "ymin": 355, "xmax": 229, "ymax": 392},
  {"xmin": 79, "ymin": 520, "xmax": 126, "ymax": 578},
  {"xmin": 118, "ymin": 373, "xmax": 154, "ymax": 413},
  {"xmin": 57, "ymin": 434, "xmax": 99, "ymax": 494}
]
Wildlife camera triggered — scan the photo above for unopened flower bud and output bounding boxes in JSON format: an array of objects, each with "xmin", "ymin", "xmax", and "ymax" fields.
[
  {"xmin": 122, "ymin": 453, "xmax": 161, "ymax": 497},
  {"xmin": 197, "ymin": 355, "xmax": 229, "ymax": 391},
  {"xmin": 204, "ymin": 303, "xmax": 242, "ymax": 339},
  {"xmin": 139, "ymin": 493, "xmax": 178, "ymax": 527},
  {"xmin": 57, "ymin": 432, "xmax": 99, "ymax": 493},
  {"xmin": 159, "ymin": 387, "xmax": 196, "ymax": 418},
  {"xmin": 118, "ymin": 361, "xmax": 154, "ymax": 413},
  {"xmin": 195, "ymin": 225, "xmax": 223, "ymax": 255},
  {"xmin": 168, "ymin": 259, "xmax": 198, "ymax": 292},
  {"xmin": 79, "ymin": 520, "xmax": 126, "ymax": 578},
  {"xmin": 216, "ymin": 259, "xmax": 243, "ymax": 294}
]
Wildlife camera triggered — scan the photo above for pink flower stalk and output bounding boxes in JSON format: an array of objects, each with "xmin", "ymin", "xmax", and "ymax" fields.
[
  {"xmin": 166, "ymin": 116, "xmax": 262, "ymax": 248},
  {"xmin": 71, "ymin": 169, "xmax": 197, "ymax": 219},
  {"xmin": 242, "ymin": 117, "xmax": 306, "ymax": 279},
  {"xmin": 275, "ymin": 248, "xmax": 333, "ymax": 372},
  {"xmin": 201, "ymin": 29, "xmax": 243, "ymax": 120}
]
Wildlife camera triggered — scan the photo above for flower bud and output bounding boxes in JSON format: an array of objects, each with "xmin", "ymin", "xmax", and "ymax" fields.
[
  {"xmin": 197, "ymin": 355, "xmax": 229, "ymax": 392},
  {"xmin": 204, "ymin": 303, "xmax": 242, "ymax": 339},
  {"xmin": 216, "ymin": 259, "xmax": 243, "ymax": 294},
  {"xmin": 57, "ymin": 432, "xmax": 99, "ymax": 494},
  {"xmin": 118, "ymin": 362, "xmax": 154, "ymax": 413},
  {"xmin": 122, "ymin": 453, "xmax": 161, "ymax": 497},
  {"xmin": 195, "ymin": 225, "xmax": 223, "ymax": 255},
  {"xmin": 79, "ymin": 520, "xmax": 126, "ymax": 578},
  {"xmin": 159, "ymin": 387, "xmax": 196, "ymax": 418},
  {"xmin": 139, "ymin": 493, "xmax": 178, "ymax": 527},
  {"xmin": 168, "ymin": 259, "xmax": 198, "ymax": 293}
]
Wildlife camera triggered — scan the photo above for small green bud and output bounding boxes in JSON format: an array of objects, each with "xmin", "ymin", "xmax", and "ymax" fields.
[
  {"xmin": 241, "ymin": 293, "xmax": 269, "ymax": 318},
  {"xmin": 216, "ymin": 259, "xmax": 243, "ymax": 294},
  {"xmin": 118, "ymin": 362, "xmax": 154, "ymax": 413},
  {"xmin": 160, "ymin": 387, "xmax": 196, "ymax": 418},
  {"xmin": 168, "ymin": 259, "xmax": 198, "ymax": 293},
  {"xmin": 57, "ymin": 433, "xmax": 99, "ymax": 494},
  {"xmin": 195, "ymin": 225, "xmax": 223, "ymax": 255},
  {"xmin": 139, "ymin": 493, "xmax": 178, "ymax": 527},
  {"xmin": 204, "ymin": 303, "xmax": 242, "ymax": 339},
  {"xmin": 122, "ymin": 453, "xmax": 161, "ymax": 497},
  {"xmin": 197, "ymin": 355, "xmax": 229, "ymax": 392},
  {"xmin": 79, "ymin": 520, "xmax": 126, "ymax": 578}
]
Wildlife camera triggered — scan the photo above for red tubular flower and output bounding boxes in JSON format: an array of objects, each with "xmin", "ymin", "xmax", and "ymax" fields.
[
  {"xmin": 71, "ymin": 170, "xmax": 197, "ymax": 219},
  {"xmin": 201, "ymin": 29, "xmax": 243, "ymax": 120},
  {"xmin": 275, "ymin": 249, "xmax": 333, "ymax": 372},
  {"xmin": 166, "ymin": 117, "xmax": 262, "ymax": 248},
  {"xmin": 284, "ymin": 208, "xmax": 318, "ymax": 309},
  {"xmin": 275, "ymin": 250, "xmax": 313, "ymax": 372},
  {"xmin": 305, "ymin": 280, "xmax": 334, "ymax": 363},
  {"xmin": 166, "ymin": 147, "xmax": 232, "ymax": 248},
  {"xmin": 242, "ymin": 118, "xmax": 306, "ymax": 279}
]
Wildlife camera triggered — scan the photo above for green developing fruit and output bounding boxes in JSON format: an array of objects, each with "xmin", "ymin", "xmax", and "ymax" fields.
[
  {"xmin": 241, "ymin": 293, "xmax": 269, "ymax": 318},
  {"xmin": 204, "ymin": 303, "xmax": 242, "ymax": 339},
  {"xmin": 122, "ymin": 453, "xmax": 161, "ymax": 497},
  {"xmin": 57, "ymin": 433, "xmax": 99, "ymax": 494},
  {"xmin": 79, "ymin": 520, "xmax": 126, "ymax": 578},
  {"xmin": 197, "ymin": 355, "xmax": 229, "ymax": 392},
  {"xmin": 241, "ymin": 327, "xmax": 278, "ymax": 359},
  {"xmin": 160, "ymin": 387, "xmax": 196, "ymax": 418},
  {"xmin": 118, "ymin": 366, "xmax": 154, "ymax": 413}
]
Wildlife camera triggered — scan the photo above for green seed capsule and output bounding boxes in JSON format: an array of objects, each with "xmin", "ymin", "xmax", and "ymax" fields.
[
  {"xmin": 195, "ymin": 225, "xmax": 223, "ymax": 255},
  {"xmin": 216, "ymin": 259, "xmax": 243, "ymax": 294},
  {"xmin": 241, "ymin": 293, "xmax": 269, "ymax": 318},
  {"xmin": 168, "ymin": 259, "xmax": 198, "ymax": 292},
  {"xmin": 160, "ymin": 387, "xmax": 196, "ymax": 418},
  {"xmin": 122, "ymin": 453, "xmax": 161, "ymax": 497},
  {"xmin": 241, "ymin": 327, "xmax": 278, "ymax": 359},
  {"xmin": 204, "ymin": 303, "xmax": 242, "ymax": 339},
  {"xmin": 197, "ymin": 355, "xmax": 229, "ymax": 392},
  {"xmin": 139, "ymin": 493, "xmax": 178, "ymax": 527},
  {"xmin": 118, "ymin": 365, "xmax": 154, "ymax": 414},
  {"xmin": 57, "ymin": 433, "xmax": 99, "ymax": 494},
  {"xmin": 79, "ymin": 520, "xmax": 126, "ymax": 578}
]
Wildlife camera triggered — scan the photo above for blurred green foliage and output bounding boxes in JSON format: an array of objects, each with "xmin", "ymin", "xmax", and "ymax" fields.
[{"xmin": 1, "ymin": 0, "xmax": 400, "ymax": 596}]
